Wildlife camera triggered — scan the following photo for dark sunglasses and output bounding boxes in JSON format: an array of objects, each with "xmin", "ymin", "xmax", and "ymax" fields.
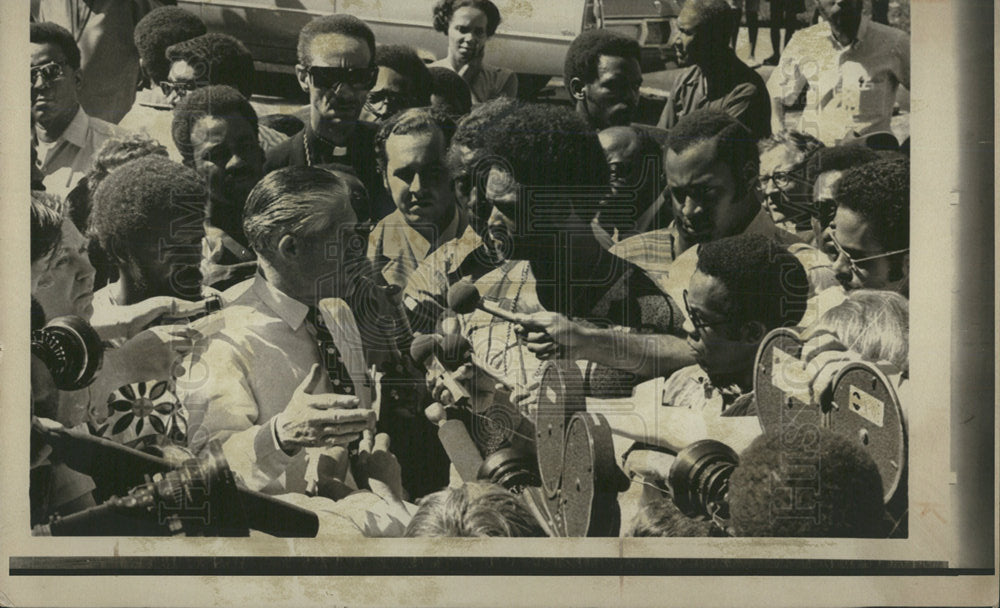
[
  {"xmin": 683, "ymin": 289, "xmax": 737, "ymax": 331},
  {"xmin": 31, "ymin": 62, "xmax": 65, "ymax": 85},
  {"xmin": 159, "ymin": 80, "xmax": 205, "ymax": 97},
  {"xmin": 305, "ymin": 65, "xmax": 378, "ymax": 90}
]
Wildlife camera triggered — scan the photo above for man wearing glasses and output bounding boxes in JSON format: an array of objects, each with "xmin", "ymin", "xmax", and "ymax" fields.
[
  {"xmin": 756, "ymin": 130, "xmax": 824, "ymax": 240},
  {"xmin": 825, "ymin": 157, "xmax": 909, "ymax": 296},
  {"xmin": 265, "ymin": 14, "xmax": 394, "ymax": 222},
  {"xmin": 31, "ymin": 22, "xmax": 127, "ymax": 197},
  {"xmin": 802, "ymin": 144, "xmax": 880, "ymax": 250}
]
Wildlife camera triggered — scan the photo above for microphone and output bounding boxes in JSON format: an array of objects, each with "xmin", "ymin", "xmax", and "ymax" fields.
[
  {"xmin": 446, "ymin": 280, "xmax": 522, "ymax": 325},
  {"xmin": 409, "ymin": 334, "xmax": 471, "ymax": 404},
  {"xmin": 31, "ymin": 315, "xmax": 105, "ymax": 391}
]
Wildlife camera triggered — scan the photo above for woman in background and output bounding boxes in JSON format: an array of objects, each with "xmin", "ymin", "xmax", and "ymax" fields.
[{"xmin": 430, "ymin": 0, "xmax": 517, "ymax": 104}]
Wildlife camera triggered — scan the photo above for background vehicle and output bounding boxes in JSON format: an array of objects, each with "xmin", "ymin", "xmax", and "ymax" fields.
[{"xmin": 176, "ymin": 0, "xmax": 683, "ymax": 98}]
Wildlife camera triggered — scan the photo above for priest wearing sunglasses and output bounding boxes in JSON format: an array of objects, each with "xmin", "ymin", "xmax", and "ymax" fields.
[{"xmin": 264, "ymin": 14, "xmax": 394, "ymax": 222}]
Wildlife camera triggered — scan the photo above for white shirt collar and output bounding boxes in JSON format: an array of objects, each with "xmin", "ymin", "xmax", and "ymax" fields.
[{"xmin": 250, "ymin": 273, "xmax": 310, "ymax": 331}]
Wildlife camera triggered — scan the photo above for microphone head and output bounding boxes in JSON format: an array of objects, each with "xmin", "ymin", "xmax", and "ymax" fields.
[
  {"xmin": 409, "ymin": 333, "xmax": 443, "ymax": 365},
  {"xmin": 447, "ymin": 279, "xmax": 482, "ymax": 315},
  {"xmin": 436, "ymin": 333, "xmax": 473, "ymax": 371},
  {"xmin": 31, "ymin": 315, "xmax": 104, "ymax": 391}
]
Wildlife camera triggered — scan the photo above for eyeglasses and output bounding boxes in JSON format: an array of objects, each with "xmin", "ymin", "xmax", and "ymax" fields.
[
  {"xmin": 363, "ymin": 89, "xmax": 414, "ymax": 121},
  {"xmin": 304, "ymin": 65, "xmax": 378, "ymax": 90},
  {"xmin": 755, "ymin": 168, "xmax": 810, "ymax": 193},
  {"xmin": 827, "ymin": 231, "xmax": 909, "ymax": 275},
  {"xmin": 31, "ymin": 62, "xmax": 65, "ymax": 86},
  {"xmin": 159, "ymin": 80, "xmax": 206, "ymax": 98},
  {"xmin": 683, "ymin": 289, "xmax": 737, "ymax": 331}
]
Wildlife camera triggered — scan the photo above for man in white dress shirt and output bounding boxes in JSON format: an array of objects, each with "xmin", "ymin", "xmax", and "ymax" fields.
[
  {"xmin": 176, "ymin": 167, "xmax": 377, "ymax": 495},
  {"xmin": 31, "ymin": 22, "xmax": 127, "ymax": 197}
]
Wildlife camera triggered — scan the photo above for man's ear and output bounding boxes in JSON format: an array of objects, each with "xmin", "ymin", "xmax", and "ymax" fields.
[
  {"xmin": 295, "ymin": 64, "xmax": 311, "ymax": 94},
  {"xmin": 888, "ymin": 251, "xmax": 909, "ymax": 283},
  {"xmin": 277, "ymin": 233, "xmax": 298, "ymax": 260},
  {"xmin": 739, "ymin": 161, "xmax": 758, "ymax": 196},
  {"xmin": 567, "ymin": 77, "xmax": 587, "ymax": 102}
]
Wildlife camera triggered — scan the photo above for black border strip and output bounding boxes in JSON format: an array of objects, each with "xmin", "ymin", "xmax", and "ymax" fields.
[{"xmin": 9, "ymin": 556, "xmax": 992, "ymax": 576}]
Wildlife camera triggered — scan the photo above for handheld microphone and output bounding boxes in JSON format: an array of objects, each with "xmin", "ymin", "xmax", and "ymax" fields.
[
  {"xmin": 409, "ymin": 334, "xmax": 471, "ymax": 404},
  {"xmin": 446, "ymin": 280, "xmax": 522, "ymax": 325},
  {"xmin": 31, "ymin": 315, "xmax": 104, "ymax": 391}
]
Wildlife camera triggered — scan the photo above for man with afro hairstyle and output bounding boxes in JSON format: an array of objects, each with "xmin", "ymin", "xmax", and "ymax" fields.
[
  {"xmin": 411, "ymin": 103, "xmax": 693, "ymax": 396},
  {"xmin": 172, "ymin": 85, "xmax": 266, "ymax": 291},
  {"xmin": 825, "ymin": 157, "xmax": 909, "ymax": 295},
  {"xmin": 564, "ymin": 29, "xmax": 643, "ymax": 131},
  {"xmin": 88, "ymin": 156, "xmax": 208, "ymax": 310},
  {"xmin": 118, "ymin": 7, "xmax": 206, "ymax": 141},
  {"xmin": 803, "ymin": 143, "xmax": 880, "ymax": 249},
  {"xmin": 360, "ymin": 45, "xmax": 434, "ymax": 124},
  {"xmin": 729, "ymin": 428, "xmax": 887, "ymax": 537},
  {"xmin": 607, "ymin": 233, "xmax": 808, "ymax": 471}
]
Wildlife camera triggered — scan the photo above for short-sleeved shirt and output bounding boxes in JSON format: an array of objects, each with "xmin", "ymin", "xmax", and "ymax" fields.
[
  {"xmin": 404, "ymin": 235, "xmax": 685, "ymax": 393},
  {"xmin": 367, "ymin": 207, "xmax": 472, "ymax": 289},
  {"xmin": 35, "ymin": 106, "xmax": 128, "ymax": 197},
  {"xmin": 429, "ymin": 58, "xmax": 518, "ymax": 104},
  {"xmin": 766, "ymin": 18, "xmax": 910, "ymax": 145},
  {"xmin": 657, "ymin": 55, "xmax": 772, "ymax": 141}
]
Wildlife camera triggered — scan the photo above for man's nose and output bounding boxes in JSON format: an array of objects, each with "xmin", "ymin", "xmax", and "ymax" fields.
[
  {"xmin": 832, "ymin": 253, "xmax": 853, "ymax": 281},
  {"xmin": 682, "ymin": 316, "xmax": 698, "ymax": 339},
  {"xmin": 681, "ymin": 196, "xmax": 702, "ymax": 217}
]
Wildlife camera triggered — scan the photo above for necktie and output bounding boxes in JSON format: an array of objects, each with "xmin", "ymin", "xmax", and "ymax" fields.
[{"xmin": 307, "ymin": 307, "xmax": 356, "ymax": 396}]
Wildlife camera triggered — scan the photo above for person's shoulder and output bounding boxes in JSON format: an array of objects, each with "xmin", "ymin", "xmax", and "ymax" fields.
[
  {"xmin": 87, "ymin": 113, "xmax": 129, "ymax": 139},
  {"xmin": 865, "ymin": 20, "xmax": 910, "ymax": 54},
  {"xmin": 611, "ymin": 228, "xmax": 677, "ymax": 269},
  {"xmin": 263, "ymin": 130, "xmax": 301, "ymax": 170}
]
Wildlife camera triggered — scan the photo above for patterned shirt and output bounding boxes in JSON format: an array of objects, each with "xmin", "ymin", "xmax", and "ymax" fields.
[{"xmin": 767, "ymin": 18, "xmax": 910, "ymax": 145}]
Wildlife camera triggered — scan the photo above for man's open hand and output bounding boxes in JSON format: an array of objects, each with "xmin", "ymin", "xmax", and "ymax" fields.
[{"xmin": 275, "ymin": 364, "xmax": 376, "ymax": 452}]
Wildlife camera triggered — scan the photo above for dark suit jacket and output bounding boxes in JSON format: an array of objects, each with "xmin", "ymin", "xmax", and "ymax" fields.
[{"xmin": 264, "ymin": 121, "xmax": 395, "ymax": 221}]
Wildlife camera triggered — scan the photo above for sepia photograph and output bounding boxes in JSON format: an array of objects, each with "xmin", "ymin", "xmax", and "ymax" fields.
[{"xmin": 0, "ymin": 0, "xmax": 995, "ymax": 605}]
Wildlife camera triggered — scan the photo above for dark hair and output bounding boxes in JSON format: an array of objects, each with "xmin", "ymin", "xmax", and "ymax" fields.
[
  {"xmin": 684, "ymin": 0, "xmax": 740, "ymax": 36},
  {"xmin": 69, "ymin": 135, "xmax": 170, "ymax": 232},
  {"xmin": 31, "ymin": 191, "xmax": 64, "ymax": 264},
  {"xmin": 172, "ymin": 85, "xmax": 259, "ymax": 164},
  {"xmin": 30, "ymin": 22, "xmax": 81, "ymax": 70},
  {"xmin": 297, "ymin": 14, "xmax": 376, "ymax": 67},
  {"xmin": 803, "ymin": 144, "xmax": 880, "ymax": 184},
  {"xmin": 432, "ymin": 0, "xmax": 502, "ymax": 37},
  {"xmin": 428, "ymin": 66, "xmax": 472, "ymax": 117},
  {"xmin": 450, "ymin": 96, "xmax": 520, "ymax": 152},
  {"xmin": 243, "ymin": 167, "xmax": 358, "ymax": 257},
  {"xmin": 375, "ymin": 107, "xmax": 456, "ymax": 174},
  {"xmin": 165, "ymin": 33, "xmax": 255, "ymax": 98},
  {"xmin": 482, "ymin": 103, "xmax": 609, "ymax": 189},
  {"xmin": 834, "ymin": 157, "xmax": 909, "ymax": 251},
  {"xmin": 729, "ymin": 429, "xmax": 887, "ymax": 537},
  {"xmin": 133, "ymin": 7, "xmax": 206, "ymax": 85},
  {"xmin": 667, "ymin": 109, "xmax": 759, "ymax": 193},
  {"xmin": 696, "ymin": 233, "xmax": 808, "ymax": 330},
  {"xmin": 563, "ymin": 29, "xmax": 641, "ymax": 85},
  {"xmin": 89, "ymin": 157, "xmax": 206, "ymax": 265},
  {"xmin": 404, "ymin": 482, "xmax": 546, "ymax": 537},
  {"xmin": 373, "ymin": 45, "xmax": 433, "ymax": 105}
]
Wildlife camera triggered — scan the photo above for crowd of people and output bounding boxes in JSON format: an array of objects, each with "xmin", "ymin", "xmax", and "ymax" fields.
[{"xmin": 29, "ymin": 0, "xmax": 910, "ymax": 538}]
